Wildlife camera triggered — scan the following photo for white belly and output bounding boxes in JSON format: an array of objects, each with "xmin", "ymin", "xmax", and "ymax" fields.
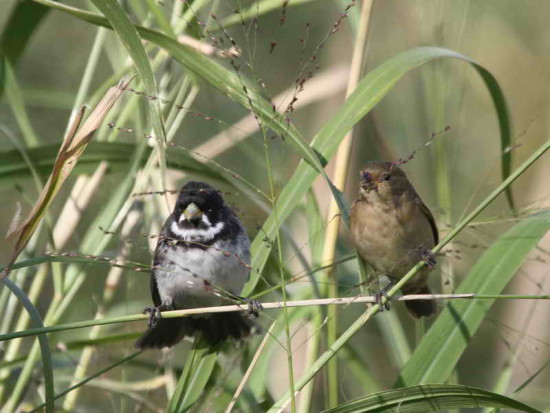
[{"xmin": 155, "ymin": 240, "xmax": 249, "ymax": 310}]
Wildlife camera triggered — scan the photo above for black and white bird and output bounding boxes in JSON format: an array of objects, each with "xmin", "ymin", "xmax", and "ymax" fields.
[{"xmin": 136, "ymin": 181, "xmax": 260, "ymax": 349}]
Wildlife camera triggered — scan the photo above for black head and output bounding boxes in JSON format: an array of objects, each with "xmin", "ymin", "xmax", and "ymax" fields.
[{"xmin": 173, "ymin": 181, "xmax": 226, "ymax": 230}]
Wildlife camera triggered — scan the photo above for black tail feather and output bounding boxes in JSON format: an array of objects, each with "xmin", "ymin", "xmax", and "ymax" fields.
[
  {"xmin": 135, "ymin": 313, "xmax": 256, "ymax": 350},
  {"xmin": 404, "ymin": 285, "xmax": 437, "ymax": 318},
  {"xmin": 135, "ymin": 317, "xmax": 188, "ymax": 349}
]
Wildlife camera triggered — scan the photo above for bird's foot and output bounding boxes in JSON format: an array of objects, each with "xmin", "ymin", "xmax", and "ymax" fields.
[
  {"xmin": 143, "ymin": 306, "xmax": 162, "ymax": 328},
  {"xmin": 241, "ymin": 297, "xmax": 263, "ymax": 319},
  {"xmin": 374, "ymin": 281, "xmax": 394, "ymax": 313},
  {"xmin": 421, "ymin": 249, "xmax": 437, "ymax": 270},
  {"xmin": 374, "ymin": 290, "xmax": 391, "ymax": 313}
]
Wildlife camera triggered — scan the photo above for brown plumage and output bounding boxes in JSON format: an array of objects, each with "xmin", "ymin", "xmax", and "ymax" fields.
[{"xmin": 349, "ymin": 161, "xmax": 438, "ymax": 318}]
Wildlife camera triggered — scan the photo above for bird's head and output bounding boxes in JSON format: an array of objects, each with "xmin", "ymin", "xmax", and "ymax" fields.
[
  {"xmin": 359, "ymin": 161, "xmax": 412, "ymax": 202},
  {"xmin": 171, "ymin": 181, "xmax": 227, "ymax": 242}
]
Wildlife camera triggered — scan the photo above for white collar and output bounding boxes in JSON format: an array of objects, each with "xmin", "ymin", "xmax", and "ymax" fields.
[{"xmin": 170, "ymin": 220, "xmax": 225, "ymax": 242}]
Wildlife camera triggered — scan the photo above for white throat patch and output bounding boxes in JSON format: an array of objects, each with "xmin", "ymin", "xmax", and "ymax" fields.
[{"xmin": 170, "ymin": 220, "xmax": 224, "ymax": 242}]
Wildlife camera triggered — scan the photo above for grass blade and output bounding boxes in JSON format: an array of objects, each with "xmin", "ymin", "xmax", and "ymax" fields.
[
  {"xmin": 0, "ymin": 1, "xmax": 49, "ymax": 66},
  {"xmin": 90, "ymin": 0, "xmax": 166, "ymax": 145},
  {"xmin": 168, "ymin": 345, "xmax": 218, "ymax": 412},
  {"xmin": 3, "ymin": 60, "xmax": 40, "ymax": 146},
  {"xmin": 0, "ymin": 142, "xmax": 226, "ymax": 184},
  {"xmin": 395, "ymin": 210, "xmax": 550, "ymax": 387},
  {"xmin": 1, "ymin": 278, "xmax": 54, "ymax": 413},
  {"xmin": 323, "ymin": 384, "xmax": 540, "ymax": 413}
]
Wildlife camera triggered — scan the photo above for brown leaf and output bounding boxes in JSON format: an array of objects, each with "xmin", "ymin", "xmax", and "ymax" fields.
[
  {"xmin": 1, "ymin": 78, "xmax": 132, "ymax": 280},
  {"xmin": 6, "ymin": 202, "xmax": 22, "ymax": 238}
]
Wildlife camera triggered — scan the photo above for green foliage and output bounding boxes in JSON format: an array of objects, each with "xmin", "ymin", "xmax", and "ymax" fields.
[
  {"xmin": 0, "ymin": 1, "xmax": 548, "ymax": 412},
  {"xmin": 323, "ymin": 384, "xmax": 540, "ymax": 413}
]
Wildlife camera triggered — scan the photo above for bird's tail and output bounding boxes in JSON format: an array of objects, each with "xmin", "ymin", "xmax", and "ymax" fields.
[
  {"xmin": 403, "ymin": 285, "xmax": 437, "ymax": 318},
  {"xmin": 135, "ymin": 312, "xmax": 256, "ymax": 350}
]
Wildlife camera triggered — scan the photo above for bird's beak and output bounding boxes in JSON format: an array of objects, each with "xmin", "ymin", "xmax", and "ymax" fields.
[
  {"xmin": 182, "ymin": 203, "xmax": 203, "ymax": 222},
  {"xmin": 361, "ymin": 181, "xmax": 377, "ymax": 193}
]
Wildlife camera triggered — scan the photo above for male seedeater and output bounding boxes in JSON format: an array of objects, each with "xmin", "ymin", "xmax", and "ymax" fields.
[
  {"xmin": 349, "ymin": 161, "xmax": 438, "ymax": 317},
  {"xmin": 136, "ymin": 181, "xmax": 260, "ymax": 349}
]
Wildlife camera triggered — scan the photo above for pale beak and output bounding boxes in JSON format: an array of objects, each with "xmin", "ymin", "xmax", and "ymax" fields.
[{"xmin": 182, "ymin": 203, "xmax": 203, "ymax": 222}]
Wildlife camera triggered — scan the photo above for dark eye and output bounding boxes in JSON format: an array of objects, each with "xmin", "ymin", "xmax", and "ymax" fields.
[
  {"xmin": 362, "ymin": 171, "xmax": 372, "ymax": 182},
  {"xmin": 383, "ymin": 173, "xmax": 391, "ymax": 182}
]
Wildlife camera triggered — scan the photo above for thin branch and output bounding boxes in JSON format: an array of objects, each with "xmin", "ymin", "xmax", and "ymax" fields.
[
  {"xmin": 1, "ymin": 294, "xmax": 549, "ymax": 342},
  {"xmin": 225, "ymin": 321, "xmax": 277, "ymax": 413}
]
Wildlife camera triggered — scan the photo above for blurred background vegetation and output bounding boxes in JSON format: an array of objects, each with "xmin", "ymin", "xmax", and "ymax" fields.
[{"xmin": 0, "ymin": 0, "xmax": 549, "ymax": 411}]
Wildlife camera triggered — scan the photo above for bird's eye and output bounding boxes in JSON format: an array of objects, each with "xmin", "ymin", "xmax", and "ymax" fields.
[
  {"xmin": 362, "ymin": 171, "xmax": 373, "ymax": 182},
  {"xmin": 382, "ymin": 173, "xmax": 391, "ymax": 182}
]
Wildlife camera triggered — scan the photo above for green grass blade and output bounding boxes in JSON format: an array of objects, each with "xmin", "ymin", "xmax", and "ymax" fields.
[
  {"xmin": 0, "ymin": 56, "xmax": 4, "ymax": 96},
  {"xmin": 247, "ymin": 305, "xmax": 314, "ymax": 400},
  {"xmin": 474, "ymin": 65, "xmax": 514, "ymax": 211},
  {"xmin": 3, "ymin": 60, "xmax": 40, "ymax": 146},
  {"xmin": 1, "ymin": 278, "xmax": 54, "ymax": 413},
  {"xmin": 90, "ymin": 0, "xmax": 166, "ymax": 145},
  {"xmin": 219, "ymin": 0, "xmax": 318, "ymax": 30},
  {"xmin": 513, "ymin": 358, "xmax": 550, "ymax": 395},
  {"xmin": 339, "ymin": 344, "xmax": 381, "ymax": 394},
  {"xmin": 323, "ymin": 384, "xmax": 540, "ymax": 413},
  {"xmin": 374, "ymin": 311, "xmax": 411, "ymax": 369},
  {"xmin": 0, "ymin": 142, "xmax": 224, "ymax": 184},
  {"xmin": 0, "ymin": 1, "xmax": 49, "ymax": 66},
  {"xmin": 395, "ymin": 210, "xmax": 550, "ymax": 387},
  {"xmin": 144, "ymin": 0, "xmax": 175, "ymax": 37},
  {"xmin": 168, "ymin": 346, "xmax": 218, "ymax": 412}
]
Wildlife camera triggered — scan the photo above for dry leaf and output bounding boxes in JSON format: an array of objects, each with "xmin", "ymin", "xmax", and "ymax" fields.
[
  {"xmin": 6, "ymin": 202, "xmax": 22, "ymax": 238},
  {"xmin": 1, "ymin": 78, "xmax": 132, "ymax": 280}
]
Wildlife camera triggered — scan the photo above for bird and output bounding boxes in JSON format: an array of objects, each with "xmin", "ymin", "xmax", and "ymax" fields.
[
  {"xmin": 136, "ymin": 181, "xmax": 260, "ymax": 349},
  {"xmin": 349, "ymin": 161, "xmax": 438, "ymax": 318}
]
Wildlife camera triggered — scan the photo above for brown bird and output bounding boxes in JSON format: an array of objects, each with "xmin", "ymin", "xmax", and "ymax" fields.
[{"xmin": 349, "ymin": 161, "xmax": 438, "ymax": 318}]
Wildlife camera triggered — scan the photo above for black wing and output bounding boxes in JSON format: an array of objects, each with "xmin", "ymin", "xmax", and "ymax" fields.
[
  {"xmin": 150, "ymin": 272, "xmax": 162, "ymax": 307},
  {"xmin": 149, "ymin": 216, "xmax": 173, "ymax": 307}
]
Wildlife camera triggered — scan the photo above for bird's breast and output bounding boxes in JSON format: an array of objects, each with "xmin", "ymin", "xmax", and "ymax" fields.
[
  {"xmin": 350, "ymin": 200, "xmax": 434, "ymax": 278},
  {"xmin": 154, "ymin": 240, "xmax": 249, "ymax": 310}
]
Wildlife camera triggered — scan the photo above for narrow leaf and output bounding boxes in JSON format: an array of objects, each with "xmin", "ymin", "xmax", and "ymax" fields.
[
  {"xmin": 90, "ymin": 0, "xmax": 166, "ymax": 144},
  {"xmin": 0, "ymin": 1, "xmax": 49, "ymax": 66},
  {"xmin": 1, "ymin": 278, "xmax": 54, "ymax": 413},
  {"xmin": 323, "ymin": 384, "xmax": 540, "ymax": 413}
]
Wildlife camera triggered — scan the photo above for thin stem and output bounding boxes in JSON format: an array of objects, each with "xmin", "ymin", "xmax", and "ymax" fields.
[
  {"xmin": 263, "ymin": 119, "xmax": 296, "ymax": 413},
  {"xmin": 3, "ymin": 293, "xmax": 550, "ymax": 343},
  {"xmin": 320, "ymin": 0, "xmax": 374, "ymax": 407},
  {"xmin": 225, "ymin": 322, "xmax": 277, "ymax": 413}
]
